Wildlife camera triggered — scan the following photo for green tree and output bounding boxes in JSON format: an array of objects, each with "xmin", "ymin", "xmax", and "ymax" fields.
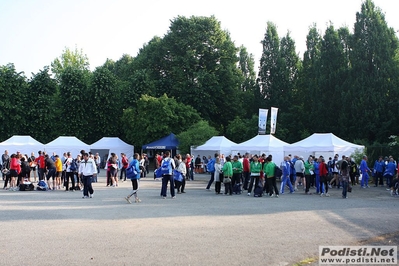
[
  {"xmin": 58, "ymin": 66, "xmax": 91, "ymax": 140},
  {"xmin": 133, "ymin": 16, "xmax": 243, "ymax": 132},
  {"xmin": 310, "ymin": 24, "xmax": 351, "ymax": 134},
  {"xmin": 177, "ymin": 120, "xmax": 219, "ymax": 154},
  {"xmin": 51, "ymin": 46, "xmax": 90, "ymax": 81},
  {"xmin": 86, "ymin": 66, "xmax": 120, "ymax": 143},
  {"xmin": 0, "ymin": 64, "xmax": 28, "ymax": 140},
  {"xmin": 26, "ymin": 66, "xmax": 59, "ymax": 143},
  {"xmin": 238, "ymin": 46, "xmax": 259, "ymax": 118},
  {"xmin": 258, "ymin": 21, "xmax": 280, "ymax": 104},
  {"xmin": 121, "ymin": 94, "xmax": 202, "ymax": 147},
  {"xmin": 225, "ymin": 115, "xmax": 258, "ymax": 143},
  {"xmin": 348, "ymin": 0, "xmax": 399, "ymax": 142}
]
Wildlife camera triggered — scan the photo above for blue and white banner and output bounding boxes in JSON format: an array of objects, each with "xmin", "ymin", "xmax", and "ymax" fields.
[
  {"xmin": 258, "ymin": 109, "xmax": 268, "ymax": 135},
  {"xmin": 270, "ymin": 107, "xmax": 278, "ymax": 134}
]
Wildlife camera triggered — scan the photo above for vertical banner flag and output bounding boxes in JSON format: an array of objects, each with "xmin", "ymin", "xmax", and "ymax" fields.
[
  {"xmin": 270, "ymin": 107, "xmax": 278, "ymax": 134},
  {"xmin": 258, "ymin": 109, "xmax": 268, "ymax": 135}
]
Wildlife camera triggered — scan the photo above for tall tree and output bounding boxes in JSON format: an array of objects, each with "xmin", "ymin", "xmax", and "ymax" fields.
[
  {"xmin": 315, "ymin": 24, "xmax": 351, "ymax": 133},
  {"xmin": 238, "ymin": 46, "xmax": 258, "ymax": 118},
  {"xmin": 26, "ymin": 66, "xmax": 59, "ymax": 143},
  {"xmin": 85, "ymin": 66, "xmax": 120, "ymax": 143},
  {"xmin": 58, "ymin": 66, "xmax": 91, "ymax": 141},
  {"xmin": 258, "ymin": 21, "xmax": 280, "ymax": 106},
  {"xmin": 349, "ymin": 0, "xmax": 399, "ymax": 142},
  {"xmin": 133, "ymin": 16, "xmax": 243, "ymax": 132},
  {"xmin": 0, "ymin": 64, "xmax": 28, "ymax": 140},
  {"xmin": 257, "ymin": 24, "xmax": 301, "ymax": 140},
  {"xmin": 296, "ymin": 24, "xmax": 322, "ymax": 139}
]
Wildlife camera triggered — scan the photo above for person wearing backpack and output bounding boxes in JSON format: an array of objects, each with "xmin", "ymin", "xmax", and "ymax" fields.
[
  {"xmin": 205, "ymin": 153, "xmax": 218, "ymax": 191},
  {"xmin": 125, "ymin": 153, "xmax": 141, "ymax": 203},
  {"xmin": 160, "ymin": 151, "xmax": 176, "ymax": 199},
  {"xmin": 64, "ymin": 152, "xmax": 76, "ymax": 191}
]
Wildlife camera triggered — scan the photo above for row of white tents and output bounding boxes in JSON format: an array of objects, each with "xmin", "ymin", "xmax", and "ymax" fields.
[
  {"xmin": 0, "ymin": 136, "xmax": 134, "ymax": 164},
  {"xmin": 1, "ymin": 133, "xmax": 365, "ymax": 165},
  {"xmin": 191, "ymin": 133, "xmax": 365, "ymax": 162}
]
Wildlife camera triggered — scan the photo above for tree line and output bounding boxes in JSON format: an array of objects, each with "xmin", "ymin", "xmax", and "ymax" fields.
[{"xmin": 0, "ymin": 0, "xmax": 398, "ymax": 160}]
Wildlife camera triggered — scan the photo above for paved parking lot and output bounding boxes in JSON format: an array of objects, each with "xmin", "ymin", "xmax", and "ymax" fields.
[{"xmin": 0, "ymin": 172, "xmax": 398, "ymax": 266}]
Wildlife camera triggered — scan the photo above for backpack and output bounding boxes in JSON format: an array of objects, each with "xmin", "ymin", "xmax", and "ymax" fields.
[
  {"xmin": 37, "ymin": 180, "xmax": 48, "ymax": 191},
  {"xmin": 207, "ymin": 159, "xmax": 215, "ymax": 173},
  {"xmin": 173, "ymin": 169, "xmax": 183, "ymax": 182},
  {"xmin": 161, "ymin": 158, "xmax": 173, "ymax": 175},
  {"xmin": 126, "ymin": 161, "xmax": 140, "ymax": 179},
  {"xmin": 69, "ymin": 159, "xmax": 78, "ymax": 172},
  {"xmin": 274, "ymin": 165, "xmax": 282, "ymax": 178}
]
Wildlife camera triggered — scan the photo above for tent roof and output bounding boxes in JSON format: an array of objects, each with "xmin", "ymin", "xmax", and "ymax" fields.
[
  {"xmin": 45, "ymin": 136, "xmax": 90, "ymax": 157},
  {"xmin": 0, "ymin": 135, "xmax": 43, "ymax": 146},
  {"xmin": 194, "ymin": 136, "xmax": 237, "ymax": 151},
  {"xmin": 284, "ymin": 133, "xmax": 364, "ymax": 151},
  {"xmin": 91, "ymin": 137, "xmax": 133, "ymax": 148},
  {"xmin": 46, "ymin": 136, "xmax": 89, "ymax": 147},
  {"xmin": 142, "ymin": 133, "xmax": 179, "ymax": 150},
  {"xmin": 231, "ymin": 134, "xmax": 289, "ymax": 151}
]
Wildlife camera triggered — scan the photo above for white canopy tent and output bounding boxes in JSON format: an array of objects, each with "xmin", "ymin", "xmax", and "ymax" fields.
[
  {"xmin": 191, "ymin": 136, "xmax": 237, "ymax": 159},
  {"xmin": 0, "ymin": 135, "xmax": 44, "ymax": 163},
  {"xmin": 44, "ymin": 136, "xmax": 90, "ymax": 158},
  {"xmin": 283, "ymin": 133, "xmax": 365, "ymax": 159},
  {"xmin": 90, "ymin": 137, "xmax": 134, "ymax": 167},
  {"xmin": 231, "ymin": 134, "xmax": 289, "ymax": 164}
]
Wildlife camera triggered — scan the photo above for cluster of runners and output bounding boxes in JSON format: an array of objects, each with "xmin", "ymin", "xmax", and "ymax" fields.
[{"xmin": 201, "ymin": 153, "xmax": 399, "ymax": 199}]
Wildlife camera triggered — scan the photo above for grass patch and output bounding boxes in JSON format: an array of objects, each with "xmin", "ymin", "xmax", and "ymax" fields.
[{"xmin": 293, "ymin": 257, "xmax": 317, "ymax": 266}]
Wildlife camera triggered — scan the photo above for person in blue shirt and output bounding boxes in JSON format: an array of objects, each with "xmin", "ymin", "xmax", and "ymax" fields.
[
  {"xmin": 383, "ymin": 157, "xmax": 396, "ymax": 189},
  {"xmin": 314, "ymin": 157, "xmax": 320, "ymax": 194},
  {"xmin": 125, "ymin": 153, "xmax": 141, "ymax": 203},
  {"xmin": 205, "ymin": 153, "xmax": 218, "ymax": 190},
  {"xmin": 373, "ymin": 156, "xmax": 385, "ymax": 187},
  {"xmin": 360, "ymin": 155, "xmax": 371, "ymax": 188},
  {"xmin": 280, "ymin": 156, "xmax": 294, "ymax": 194}
]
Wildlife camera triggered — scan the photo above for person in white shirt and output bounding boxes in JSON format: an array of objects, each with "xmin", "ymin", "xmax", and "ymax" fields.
[{"xmin": 79, "ymin": 152, "xmax": 97, "ymax": 198}]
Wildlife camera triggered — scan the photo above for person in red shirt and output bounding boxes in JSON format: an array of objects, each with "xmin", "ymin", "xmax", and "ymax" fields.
[
  {"xmin": 9, "ymin": 154, "xmax": 21, "ymax": 191},
  {"xmin": 319, "ymin": 157, "xmax": 330, "ymax": 197},
  {"xmin": 242, "ymin": 153, "xmax": 251, "ymax": 190},
  {"xmin": 35, "ymin": 150, "xmax": 46, "ymax": 181},
  {"xmin": 120, "ymin": 153, "xmax": 129, "ymax": 181}
]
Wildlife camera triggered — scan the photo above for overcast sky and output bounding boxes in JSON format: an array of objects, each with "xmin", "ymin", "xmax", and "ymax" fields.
[{"xmin": 1, "ymin": 0, "xmax": 398, "ymax": 78}]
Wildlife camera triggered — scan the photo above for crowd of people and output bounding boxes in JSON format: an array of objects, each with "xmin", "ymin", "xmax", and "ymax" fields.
[
  {"xmin": 199, "ymin": 152, "xmax": 399, "ymax": 199},
  {"xmin": 2, "ymin": 149, "xmax": 399, "ymax": 201},
  {"xmin": 0, "ymin": 149, "xmax": 149, "ymax": 199}
]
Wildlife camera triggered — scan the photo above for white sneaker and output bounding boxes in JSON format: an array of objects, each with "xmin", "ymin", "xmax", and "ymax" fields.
[
  {"xmin": 125, "ymin": 197, "xmax": 132, "ymax": 204},
  {"xmin": 320, "ymin": 193, "xmax": 324, "ymax": 197},
  {"xmin": 247, "ymin": 193, "xmax": 250, "ymax": 196},
  {"xmin": 89, "ymin": 194, "xmax": 93, "ymax": 198},
  {"xmin": 325, "ymin": 193, "xmax": 330, "ymax": 197}
]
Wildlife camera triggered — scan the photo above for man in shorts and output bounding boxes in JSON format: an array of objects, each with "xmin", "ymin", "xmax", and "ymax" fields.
[
  {"xmin": 45, "ymin": 154, "xmax": 56, "ymax": 190},
  {"xmin": 294, "ymin": 156, "xmax": 305, "ymax": 191}
]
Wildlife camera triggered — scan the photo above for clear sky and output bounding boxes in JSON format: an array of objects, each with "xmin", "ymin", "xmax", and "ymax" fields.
[{"xmin": 1, "ymin": 0, "xmax": 398, "ymax": 78}]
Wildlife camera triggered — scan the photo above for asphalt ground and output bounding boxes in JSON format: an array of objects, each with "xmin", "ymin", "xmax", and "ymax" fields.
[{"xmin": 0, "ymin": 172, "xmax": 398, "ymax": 266}]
